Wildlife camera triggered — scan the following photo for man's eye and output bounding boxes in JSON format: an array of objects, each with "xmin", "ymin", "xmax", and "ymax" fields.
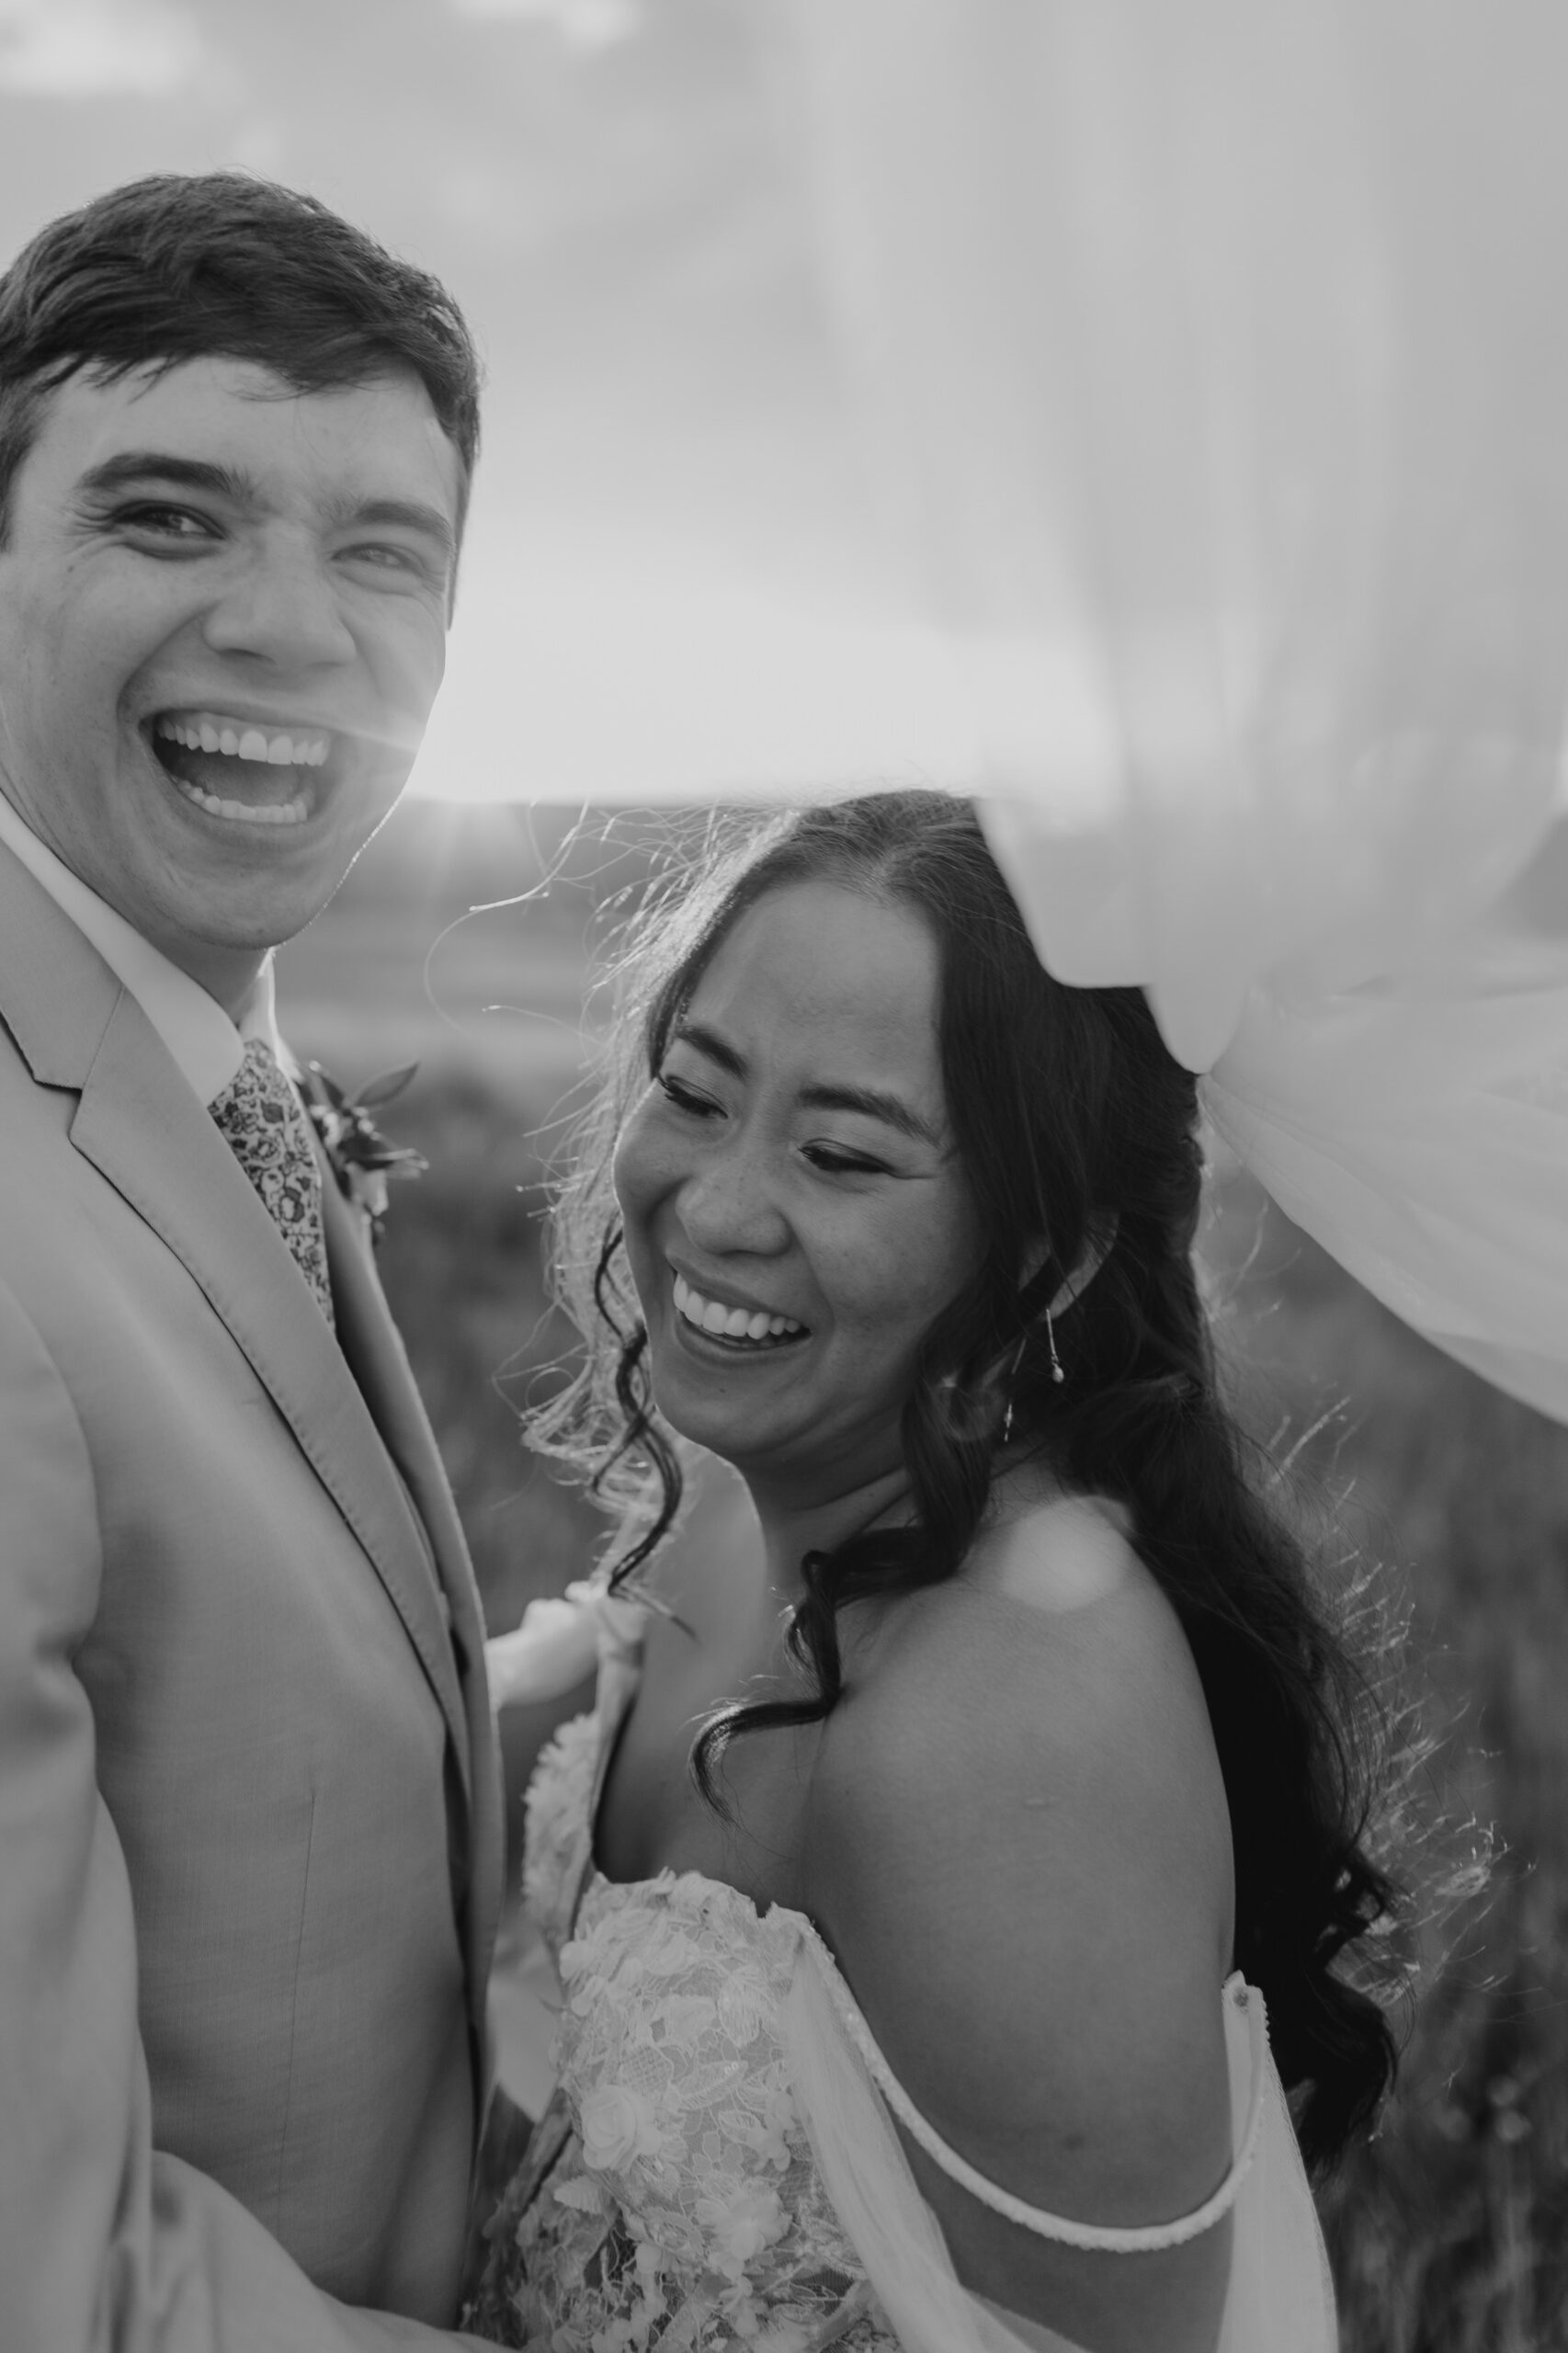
[
  {"xmin": 343, "ymin": 542, "xmax": 435, "ymax": 582},
  {"xmin": 658, "ymin": 1073, "xmax": 719, "ymax": 1117},
  {"xmin": 115, "ymin": 505, "xmax": 216, "ymax": 541}
]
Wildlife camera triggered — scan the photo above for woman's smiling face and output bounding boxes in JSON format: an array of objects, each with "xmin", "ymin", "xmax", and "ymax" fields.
[{"xmin": 613, "ymin": 879, "xmax": 982, "ymax": 1506}]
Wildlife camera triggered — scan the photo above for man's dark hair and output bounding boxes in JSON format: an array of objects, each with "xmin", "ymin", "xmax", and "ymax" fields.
[{"xmin": 0, "ymin": 172, "xmax": 482, "ymax": 543}]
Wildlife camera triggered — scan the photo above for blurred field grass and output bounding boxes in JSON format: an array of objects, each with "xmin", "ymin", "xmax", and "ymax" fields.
[
  {"xmin": 280, "ymin": 804, "xmax": 1568, "ymax": 2353},
  {"xmin": 1202, "ymin": 1191, "xmax": 1568, "ymax": 2351}
]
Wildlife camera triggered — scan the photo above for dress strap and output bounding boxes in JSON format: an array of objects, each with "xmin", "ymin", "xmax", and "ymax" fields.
[{"xmin": 795, "ymin": 1922, "xmax": 1267, "ymax": 2252}]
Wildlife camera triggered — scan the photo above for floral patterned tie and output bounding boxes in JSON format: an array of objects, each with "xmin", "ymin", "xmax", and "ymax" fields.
[{"xmin": 209, "ymin": 1039, "xmax": 335, "ymax": 1327}]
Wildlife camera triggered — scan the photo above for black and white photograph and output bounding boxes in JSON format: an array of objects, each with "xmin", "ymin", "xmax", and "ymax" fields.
[{"xmin": 1, "ymin": 6, "xmax": 1565, "ymax": 2348}]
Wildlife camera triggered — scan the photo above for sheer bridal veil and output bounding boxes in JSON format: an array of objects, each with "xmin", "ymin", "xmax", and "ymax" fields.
[{"xmin": 782, "ymin": 0, "xmax": 1568, "ymax": 1429}]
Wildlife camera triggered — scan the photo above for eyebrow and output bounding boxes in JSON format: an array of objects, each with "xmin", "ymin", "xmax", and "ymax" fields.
[
  {"xmin": 74, "ymin": 456, "xmax": 457, "ymax": 563},
  {"xmin": 672, "ymin": 1018, "xmax": 943, "ymax": 1148},
  {"xmin": 75, "ymin": 452, "xmax": 256, "ymax": 506}
]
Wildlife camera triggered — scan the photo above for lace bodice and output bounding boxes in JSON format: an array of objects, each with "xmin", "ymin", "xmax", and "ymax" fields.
[
  {"xmin": 466, "ymin": 1631, "xmax": 901, "ymax": 2350},
  {"xmin": 466, "ymin": 1596, "xmax": 1337, "ymax": 2353}
]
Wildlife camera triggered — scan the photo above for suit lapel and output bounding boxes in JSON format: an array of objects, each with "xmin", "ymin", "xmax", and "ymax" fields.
[
  {"xmin": 322, "ymin": 1175, "xmax": 505, "ymax": 1998},
  {"xmin": 3, "ymin": 847, "xmax": 503, "ymax": 2018},
  {"xmin": 0, "ymin": 847, "xmax": 470, "ymax": 1778},
  {"xmin": 69, "ymin": 991, "xmax": 472, "ymax": 1773}
]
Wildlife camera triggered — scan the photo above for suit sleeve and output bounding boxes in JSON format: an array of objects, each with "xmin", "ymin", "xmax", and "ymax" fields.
[{"xmin": 0, "ymin": 1280, "xmax": 489, "ymax": 2352}]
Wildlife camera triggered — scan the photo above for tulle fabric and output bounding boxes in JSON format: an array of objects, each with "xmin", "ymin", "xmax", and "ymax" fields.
[
  {"xmin": 780, "ymin": 1934, "xmax": 1336, "ymax": 2353},
  {"xmin": 778, "ymin": 0, "xmax": 1568, "ymax": 1426},
  {"xmin": 1201, "ymin": 862, "xmax": 1568, "ymax": 1424}
]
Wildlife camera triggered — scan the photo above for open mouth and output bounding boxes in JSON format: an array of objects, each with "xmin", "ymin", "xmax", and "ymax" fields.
[
  {"xmin": 147, "ymin": 709, "xmax": 340, "ymax": 828},
  {"xmin": 672, "ymin": 1271, "xmax": 808, "ymax": 1352}
]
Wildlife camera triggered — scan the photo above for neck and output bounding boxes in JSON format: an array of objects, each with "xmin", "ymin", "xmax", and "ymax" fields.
[
  {"xmin": 746, "ymin": 1462, "xmax": 914, "ymax": 1612},
  {"xmin": 0, "ymin": 779, "xmax": 267, "ymax": 1022},
  {"xmin": 156, "ymin": 936, "xmax": 269, "ymax": 1025}
]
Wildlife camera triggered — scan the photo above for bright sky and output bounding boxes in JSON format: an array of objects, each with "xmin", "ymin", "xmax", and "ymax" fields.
[{"xmin": 0, "ymin": 0, "xmax": 979, "ymax": 802}]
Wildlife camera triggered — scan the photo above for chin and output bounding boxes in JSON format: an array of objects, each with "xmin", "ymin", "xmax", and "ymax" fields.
[
  {"xmin": 187, "ymin": 866, "xmax": 341, "ymax": 941},
  {"xmin": 646, "ymin": 1374, "xmax": 758, "ymax": 1471},
  {"xmin": 657, "ymin": 1395, "xmax": 801, "ymax": 1487}
]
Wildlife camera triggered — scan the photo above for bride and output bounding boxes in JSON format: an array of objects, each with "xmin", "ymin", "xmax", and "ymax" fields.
[{"xmin": 467, "ymin": 790, "xmax": 1396, "ymax": 2352}]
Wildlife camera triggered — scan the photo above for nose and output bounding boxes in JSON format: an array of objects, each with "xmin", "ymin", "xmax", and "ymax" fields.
[
  {"xmin": 200, "ymin": 528, "xmax": 357, "ymax": 672},
  {"xmin": 676, "ymin": 1130, "xmax": 791, "ymax": 1261}
]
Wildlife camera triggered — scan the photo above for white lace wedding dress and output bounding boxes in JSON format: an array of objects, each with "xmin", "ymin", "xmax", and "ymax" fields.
[{"xmin": 466, "ymin": 1595, "xmax": 1338, "ymax": 2352}]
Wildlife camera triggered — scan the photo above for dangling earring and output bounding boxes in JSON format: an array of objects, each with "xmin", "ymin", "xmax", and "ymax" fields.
[{"xmin": 1046, "ymin": 1306, "xmax": 1066, "ymax": 1386}]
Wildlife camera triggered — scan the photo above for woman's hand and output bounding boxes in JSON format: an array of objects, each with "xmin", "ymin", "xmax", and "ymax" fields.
[{"xmin": 485, "ymin": 1589, "xmax": 603, "ymax": 1710}]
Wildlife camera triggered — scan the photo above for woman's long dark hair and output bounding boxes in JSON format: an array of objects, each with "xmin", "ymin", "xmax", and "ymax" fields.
[{"xmin": 529, "ymin": 790, "xmax": 1400, "ymax": 2171}]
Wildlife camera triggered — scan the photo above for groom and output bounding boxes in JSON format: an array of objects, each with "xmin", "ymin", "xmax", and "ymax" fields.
[{"xmin": 0, "ymin": 176, "xmax": 506, "ymax": 2346}]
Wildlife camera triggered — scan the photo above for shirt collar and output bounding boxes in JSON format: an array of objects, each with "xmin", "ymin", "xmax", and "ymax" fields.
[{"xmin": 0, "ymin": 790, "xmax": 280, "ymax": 1106}]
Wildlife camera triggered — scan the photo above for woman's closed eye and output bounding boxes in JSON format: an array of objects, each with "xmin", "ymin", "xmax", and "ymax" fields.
[
  {"xmin": 657, "ymin": 1071, "xmax": 722, "ymax": 1118},
  {"xmin": 801, "ymin": 1140, "xmax": 892, "ymax": 1176}
]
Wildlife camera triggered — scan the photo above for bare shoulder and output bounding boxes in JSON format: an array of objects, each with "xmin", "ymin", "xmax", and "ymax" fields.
[{"xmin": 805, "ymin": 1490, "xmax": 1236, "ymax": 2232}]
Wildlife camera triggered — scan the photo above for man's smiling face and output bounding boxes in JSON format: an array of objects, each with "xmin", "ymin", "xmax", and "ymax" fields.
[{"xmin": 0, "ymin": 354, "xmax": 462, "ymax": 1010}]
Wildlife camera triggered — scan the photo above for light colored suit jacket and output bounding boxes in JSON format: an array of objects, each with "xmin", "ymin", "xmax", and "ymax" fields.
[{"xmin": 0, "ymin": 841, "xmax": 506, "ymax": 2348}]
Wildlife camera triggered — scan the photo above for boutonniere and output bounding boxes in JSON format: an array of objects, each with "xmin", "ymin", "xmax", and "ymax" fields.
[{"xmin": 300, "ymin": 1061, "xmax": 426, "ymax": 1245}]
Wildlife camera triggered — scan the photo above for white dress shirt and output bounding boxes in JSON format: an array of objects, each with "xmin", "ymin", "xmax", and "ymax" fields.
[{"xmin": 0, "ymin": 790, "xmax": 280, "ymax": 1105}]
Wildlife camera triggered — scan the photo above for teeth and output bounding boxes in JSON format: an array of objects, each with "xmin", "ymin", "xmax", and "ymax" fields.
[
  {"xmin": 155, "ymin": 712, "xmax": 330, "ymax": 768},
  {"xmin": 671, "ymin": 1272, "xmax": 804, "ymax": 1344},
  {"xmin": 171, "ymin": 776, "xmax": 309, "ymax": 826}
]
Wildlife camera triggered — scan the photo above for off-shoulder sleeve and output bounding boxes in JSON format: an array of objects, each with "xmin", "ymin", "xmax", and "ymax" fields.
[{"xmin": 778, "ymin": 1929, "xmax": 1337, "ymax": 2352}]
